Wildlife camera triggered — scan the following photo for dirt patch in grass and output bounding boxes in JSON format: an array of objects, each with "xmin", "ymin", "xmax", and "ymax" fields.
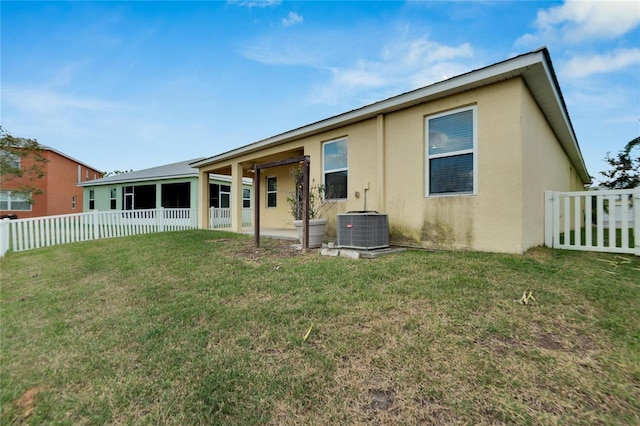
[
  {"xmin": 15, "ymin": 386, "xmax": 46, "ymax": 419},
  {"xmin": 207, "ymin": 237, "xmax": 307, "ymax": 262}
]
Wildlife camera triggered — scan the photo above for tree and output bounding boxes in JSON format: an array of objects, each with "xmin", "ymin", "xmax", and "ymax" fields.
[
  {"xmin": 0, "ymin": 126, "xmax": 48, "ymax": 203},
  {"xmin": 103, "ymin": 169, "xmax": 133, "ymax": 177},
  {"xmin": 599, "ymin": 136, "xmax": 640, "ymax": 189}
]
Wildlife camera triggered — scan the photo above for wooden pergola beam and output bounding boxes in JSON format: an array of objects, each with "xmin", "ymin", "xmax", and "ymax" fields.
[{"xmin": 253, "ymin": 155, "xmax": 310, "ymax": 251}]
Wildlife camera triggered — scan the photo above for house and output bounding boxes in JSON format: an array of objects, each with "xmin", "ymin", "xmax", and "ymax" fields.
[
  {"xmin": 0, "ymin": 146, "xmax": 102, "ymax": 219},
  {"xmin": 191, "ymin": 47, "xmax": 590, "ymax": 254},
  {"xmin": 78, "ymin": 158, "xmax": 253, "ymax": 225}
]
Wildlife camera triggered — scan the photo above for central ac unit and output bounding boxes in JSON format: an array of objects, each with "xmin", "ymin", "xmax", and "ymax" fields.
[{"xmin": 337, "ymin": 212, "xmax": 389, "ymax": 250}]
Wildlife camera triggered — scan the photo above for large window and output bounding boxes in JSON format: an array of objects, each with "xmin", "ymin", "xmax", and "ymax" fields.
[
  {"xmin": 323, "ymin": 138, "xmax": 348, "ymax": 199},
  {"xmin": 0, "ymin": 191, "xmax": 31, "ymax": 211},
  {"xmin": 123, "ymin": 185, "xmax": 156, "ymax": 210},
  {"xmin": 266, "ymin": 177, "xmax": 277, "ymax": 208},
  {"xmin": 209, "ymin": 183, "xmax": 231, "ymax": 208},
  {"xmin": 426, "ymin": 106, "xmax": 477, "ymax": 196},
  {"xmin": 161, "ymin": 182, "xmax": 191, "ymax": 208}
]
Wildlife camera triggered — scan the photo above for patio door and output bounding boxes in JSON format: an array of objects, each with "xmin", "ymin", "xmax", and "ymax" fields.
[{"xmin": 124, "ymin": 186, "xmax": 134, "ymax": 210}]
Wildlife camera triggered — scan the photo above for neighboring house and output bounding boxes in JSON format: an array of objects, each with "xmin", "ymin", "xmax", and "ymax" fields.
[
  {"xmin": 0, "ymin": 146, "xmax": 102, "ymax": 219},
  {"xmin": 78, "ymin": 158, "xmax": 252, "ymax": 214},
  {"xmin": 192, "ymin": 47, "xmax": 590, "ymax": 254}
]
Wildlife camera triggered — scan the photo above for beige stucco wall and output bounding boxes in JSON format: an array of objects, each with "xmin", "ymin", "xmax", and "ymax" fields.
[
  {"xmin": 520, "ymin": 82, "xmax": 588, "ymax": 251},
  {"xmin": 382, "ymin": 79, "xmax": 526, "ymax": 253},
  {"xmin": 198, "ymin": 77, "xmax": 586, "ymax": 254}
]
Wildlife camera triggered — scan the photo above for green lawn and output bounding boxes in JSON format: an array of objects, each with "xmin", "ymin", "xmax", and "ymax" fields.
[
  {"xmin": 1, "ymin": 230, "xmax": 639, "ymax": 425},
  {"xmin": 560, "ymin": 226, "xmax": 635, "ymax": 248}
]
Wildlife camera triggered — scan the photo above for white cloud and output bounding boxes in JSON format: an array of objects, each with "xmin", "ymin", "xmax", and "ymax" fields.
[
  {"xmin": 241, "ymin": 38, "xmax": 320, "ymax": 66},
  {"xmin": 3, "ymin": 86, "xmax": 120, "ymax": 114},
  {"xmin": 228, "ymin": 0, "xmax": 281, "ymax": 9},
  {"xmin": 282, "ymin": 11, "xmax": 303, "ymax": 27},
  {"xmin": 310, "ymin": 38, "xmax": 475, "ymax": 105},
  {"xmin": 517, "ymin": 0, "xmax": 640, "ymax": 46},
  {"xmin": 561, "ymin": 48, "xmax": 640, "ymax": 78}
]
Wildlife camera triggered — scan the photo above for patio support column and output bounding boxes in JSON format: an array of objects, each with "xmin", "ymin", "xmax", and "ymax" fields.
[
  {"xmin": 231, "ymin": 162, "xmax": 244, "ymax": 232},
  {"xmin": 198, "ymin": 170, "xmax": 210, "ymax": 229}
]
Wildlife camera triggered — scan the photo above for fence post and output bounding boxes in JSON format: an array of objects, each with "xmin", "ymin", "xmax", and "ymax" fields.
[
  {"xmin": 634, "ymin": 187, "xmax": 640, "ymax": 257},
  {"xmin": 158, "ymin": 207, "xmax": 165, "ymax": 233},
  {"xmin": 93, "ymin": 210, "xmax": 100, "ymax": 240},
  {"xmin": 0, "ymin": 218, "xmax": 10, "ymax": 258},
  {"xmin": 544, "ymin": 191, "xmax": 554, "ymax": 247}
]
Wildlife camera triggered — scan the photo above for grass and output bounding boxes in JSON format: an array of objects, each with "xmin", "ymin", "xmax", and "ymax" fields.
[
  {"xmin": 1, "ymin": 230, "xmax": 639, "ymax": 425},
  {"xmin": 560, "ymin": 226, "xmax": 635, "ymax": 248}
]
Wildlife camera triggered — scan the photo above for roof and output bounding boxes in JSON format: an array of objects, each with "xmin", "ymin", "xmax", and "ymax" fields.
[
  {"xmin": 191, "ymin": 47, "xmax": 590, "ymax": 183},
  {"xmin": 78, "ymin": 158, "xmax": 203, "ymax": 186},
  {"xmin": 78, "ymin": 157, "xmax": 252, "ymax": 187},
  {"xmin": 40, "ymin": 145, "xmax": 101, "ymax": 172}
]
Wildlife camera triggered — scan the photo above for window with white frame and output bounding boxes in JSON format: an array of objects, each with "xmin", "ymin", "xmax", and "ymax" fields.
[
  {"xmin": 72, "ymin": 195, "xmax": 77, "ymax": 209},
  {"xmin": 266, "ymin": 177, "xmax": 277, "ymax": 208},
  {"xmin": 0, "ymin": 190, "xmax": 31, "ymax": 211},
  {"xmin": 5, "ymin": 152, "xmax": 21, "ymax": 170},
  {"xmin": 425, "ymin": 106, "xmax": 477, "ymax": 196},
  {"xmin": 88, "ymin": 190, "xmax": 95, "ymax": 210},
  {"xmin": 243, "ymin": 188, "xmax": 251, "ymax": 208},
  {"xmin": 323, "ymin": 138, "xmax": 348, "ymax": 199},
  {"xmin": 110, "ymin": 188, "xmax": 117, "ymax": 209}
]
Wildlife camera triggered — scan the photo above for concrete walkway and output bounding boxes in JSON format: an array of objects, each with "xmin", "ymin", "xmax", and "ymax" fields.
[{"xmin": 239, "ymin": 227, "xmax": 299, "ymax": 241}]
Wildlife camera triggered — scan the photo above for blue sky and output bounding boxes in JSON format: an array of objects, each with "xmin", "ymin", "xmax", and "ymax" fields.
[{"xmin": 2, "ymin": 1, "xmax": 639, "ymax": 183}]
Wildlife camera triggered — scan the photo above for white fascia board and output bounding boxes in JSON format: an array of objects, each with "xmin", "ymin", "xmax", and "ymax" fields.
[
  {"xmin": 537, "ymin": 58, "xmax": 590, "ymax": 183},
  {"xmin": 194, "ymin": 48, "xmax": 588, "ymax": 184},
  {"xmin": 78, "ymin": 173, "xmax": 251, "ymax": 187},
  {"xmin": 77, "ymin": 173, "xmax": 198, "ymax": 187},
  {"xmin": 192, "ymin": 51, "xmax": 547, "ymax": 170}
]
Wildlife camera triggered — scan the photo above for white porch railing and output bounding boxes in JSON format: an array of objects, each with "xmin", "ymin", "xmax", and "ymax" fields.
[
  {"xmin": 0, "ymin": 208, "xmax": 198, "ymax": 256},
  {"xmin": 209, "ymin": 207, "xmax": 252, "ymax": 229},
  {"xmin": 545, "ymin": 188, "xmax": 639, "ymax": 255}
]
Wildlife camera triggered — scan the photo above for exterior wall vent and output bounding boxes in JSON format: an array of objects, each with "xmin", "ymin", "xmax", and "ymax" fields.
[{"xmin": 337, "ymin": 212, "xmax": 389, "ymax": 250}]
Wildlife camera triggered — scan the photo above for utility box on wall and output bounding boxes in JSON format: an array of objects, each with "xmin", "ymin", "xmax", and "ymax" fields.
[{"xmin": 337, "ymin": 212, "xmax": 389, "ymax": 250}]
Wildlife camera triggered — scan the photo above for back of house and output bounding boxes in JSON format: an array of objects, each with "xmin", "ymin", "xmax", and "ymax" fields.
[{"xmin": 192, "ymin": 48, "xmax": 589, "ymax": 254}]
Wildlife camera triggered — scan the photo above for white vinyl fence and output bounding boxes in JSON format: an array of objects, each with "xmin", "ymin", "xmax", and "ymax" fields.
[
  {"xmin": 545, "ymin": 188, "xmax": 639, "ymax": 255},
  {"xmin": 0, "ymin": 207, "xmax": 255, "ymax": 257},
  {"xmin": 0, "ymin": 208, "xmax": 198, "ymax": 256},
  {"xmin": 209, "ymin": 207, "xmax": 253, "ymax": 229}
]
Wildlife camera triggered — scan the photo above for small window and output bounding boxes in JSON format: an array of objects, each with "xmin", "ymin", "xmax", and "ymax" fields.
[
  {"xmin": 266, "ymin": 177, "xmax": 277, "ymax": 208},
  {"xmin": 110, "ymin": 188, "xmax": 117, "ymax": 209},
  {"xmin": 6, "ymin": 153, "xmax": 20, "ymax": 170},
  {"xmin": 425, "ymin": 106, "xmax": 477, "ymax": 196},
  {"xmin": 220, "ymin": 185, "xmax": 231, "ymax": 209},
  {"xmin": 243, "ymin": 188, "xmax": 251, "ymax": 208},
  {"xmin": 86, "ymin": 169, "xmax": 89, "ymax": 181},
  {"xmin": 88, "ymin": 190, "xmax": 95, "ymax": 210},
  {"xmin": 72, "ymin": 195, "xmax": 77, "ymax": 209},
  {"xmin": 323, "ymin": 138, "xmax": 348, "ymax": 199}
]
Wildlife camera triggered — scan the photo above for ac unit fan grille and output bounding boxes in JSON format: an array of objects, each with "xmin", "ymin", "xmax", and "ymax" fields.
[{"xmin": 337, "ymin": 213, "xmax": 389, "ymax": 249}]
